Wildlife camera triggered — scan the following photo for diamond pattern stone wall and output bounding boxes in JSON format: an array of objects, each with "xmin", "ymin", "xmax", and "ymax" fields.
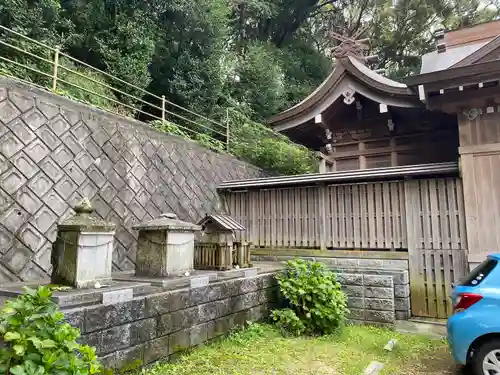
[{"xmin": 0, "ymin": 77, "xmax": 264, "ymax": 282}]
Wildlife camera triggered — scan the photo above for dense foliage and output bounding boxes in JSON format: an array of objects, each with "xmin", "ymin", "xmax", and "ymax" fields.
[
  {"xmin": 1, "ymin": 0, "xmax": 499, "ymax": 172},
  {"xmin": 152, "ymin": 113, "xmax": 317, "ymax": 175},
  {"xmin": 0, "ymin": 286, "xmax": 102, "ymax": 375},
  {"xmin": 271, "ymin": 259, "xmax": 348, "ymax": 335}
]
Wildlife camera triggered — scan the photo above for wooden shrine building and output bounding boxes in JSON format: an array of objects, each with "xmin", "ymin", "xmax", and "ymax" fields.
[
  {"xmin": 269, "ymin": 28, "xmax": 459, "ymax": 173},
  {"xmin": 218, "ymin": 20, "xmax": 500, "ymax": 319}
]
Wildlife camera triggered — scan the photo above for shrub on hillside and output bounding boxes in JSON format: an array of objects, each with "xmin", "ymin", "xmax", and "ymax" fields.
[
  {"xmin": 0, "ymin": 286, "xmax": 102, "ymax": 375},
  {"xmin": 151, "ymin": 120, "xmax": 226, "ymax": 153},
  {"xmin": 151, "ymin": 114, "xmax": 317, "ymax": 176},
  {"xmin": 227, "ymin": 110, "xmax": 317, "ymax": 175},
  {"xmin": 271, "ymin": 259, "xmax": 348, "ymax": 336}
]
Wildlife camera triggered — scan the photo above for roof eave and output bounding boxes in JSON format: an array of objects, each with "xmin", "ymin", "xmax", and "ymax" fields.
[
  {"xmin": 269, "ymin": 57, "xmax": 419, "ymax": 128},
  {"xmin": 404, "ymin": 60, "xmax": 500, "ymax": 87},
  {"xmin": 268, "ymin": 65, "xmax": 346, "ymax": 125},
  {"xmin": 342, "ymin": 57, "xmax": 416, "ymax": 97},
  {"xmin": 218, "ymin": 162, "xmax": 459, "ymax": 190}
]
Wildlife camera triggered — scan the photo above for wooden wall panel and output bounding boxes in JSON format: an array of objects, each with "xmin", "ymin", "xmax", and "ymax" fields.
[
  {"xmin": 222, "ymin": 177, "xmax": 466, "ymax": 256},
  {"xmin": 458, "ymin": 111, "xmax": 500, "ymax": 147},
  {"xmin": 460, "ymin": 148, "xmax": 500, "ymax": 256},
  {"xmin": 326, "ymin": 181, "xmax": 407, "ymax": 249},
  {"xmin": 410, "ymin": 249, "xmax": 467, "ymax": 318},
  {"xmin": 405, "ymin": 178, "xmax": 468, "ymax": 319},
  {"xmin": 458, "ymin": 108, "xmax": 500, "ymax": 258},
  {"xmin": 412, "ymin": 178, "xmax": 467, "ymax": 250}
]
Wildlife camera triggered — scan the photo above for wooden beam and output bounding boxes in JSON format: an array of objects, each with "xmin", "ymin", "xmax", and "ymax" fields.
[
  {"xmin": 359, "ymin": 142, "xmax": 366, "ymax": 169},
  {"xmin": 318, "ymin": 158, "xmax": 327, "ymax": 173},
  {"xmin": 428, "ymin": 85, "xmax": 500, "ymax": 112},
  {"xmin": 418, "ymin": 85, "xmax": 426, "ymax": 101}
]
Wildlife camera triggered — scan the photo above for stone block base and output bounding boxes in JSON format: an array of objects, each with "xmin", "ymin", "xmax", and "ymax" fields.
[{"xmin": 63, "ymin": 273, "xmax": 278, "ymax": 371}]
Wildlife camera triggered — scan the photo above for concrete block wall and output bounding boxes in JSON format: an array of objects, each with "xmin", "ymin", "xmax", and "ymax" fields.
[
  {"xmin": 0, "ymin": 77, "xmax": 265, "ymax": 282},
  {"xmin": 62, "ymin": 273, "xmax": 278, "ymax": 370},
  {"xmin": 58, "ymin": 269, "xmax": 399, "ymax": 371},
  {"xmin": 337, "ymin": 272, "xmax": 395, "ymax": 325},
  {"xmin": 253, "ymin": 254, "xmax": 410, "ymax": 320},
  {"xmin": 332, "ymin": 267, "xmax": 410, "ymax": 320}
]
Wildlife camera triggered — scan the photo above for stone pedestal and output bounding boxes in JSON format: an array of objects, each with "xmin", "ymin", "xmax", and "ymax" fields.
[
  {"xmin": 133, "ymin": 213, "xmax": 200, "ymax": 277},
  {"xmin": 51, "ymin": 198, "xmax": 116, "ymax": 288}
]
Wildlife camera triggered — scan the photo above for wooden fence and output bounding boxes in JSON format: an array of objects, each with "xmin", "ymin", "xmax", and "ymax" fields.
[
  {"xmin": 222, "ymin": 178, "xmax": 466, "ymax": 250},
  {"xmin": 220, "ymin": 177, "xmax": 469, "ymax": 319},
  {"xmin": 405, "ymin": 178, "xmax": 468, "ymax": 318}
]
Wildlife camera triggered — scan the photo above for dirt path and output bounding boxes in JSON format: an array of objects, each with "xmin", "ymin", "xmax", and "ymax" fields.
[{"xmin": 403, "ymin": 346, "xmax": 467, "ymax": 375}]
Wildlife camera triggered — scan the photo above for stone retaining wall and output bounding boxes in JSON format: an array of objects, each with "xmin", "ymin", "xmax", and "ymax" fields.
[
  {"xmin": 337, "ymin": 272, "xmax": 395, "ymax": 325},
  {"xmin": 253, "ymin": 254, "xmax": 410, "ymax": 320},
  {"xmin": 62, "ymin": 273, "xmax": 278, "ymax": 370},
  {"xmin": 333, "ymin": 267, "xmax": 410, "ymax": 320},
  {"xmin": 0, "ymin": 77, "xmax": 264, "ymax": 282},
  {"xmin": 57, "ymin": 268, "xmax": 399, "ymax": 371}
]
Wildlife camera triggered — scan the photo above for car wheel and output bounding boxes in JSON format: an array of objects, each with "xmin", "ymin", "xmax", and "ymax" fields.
[{"xmin": 472, "ymin": 340, "xmax": 500, "ymax": 375}]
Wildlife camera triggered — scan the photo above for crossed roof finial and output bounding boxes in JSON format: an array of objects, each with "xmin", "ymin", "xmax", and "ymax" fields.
[{"xmin": 330, "ymin": 23, "xmax": 371, "ymax": 60}]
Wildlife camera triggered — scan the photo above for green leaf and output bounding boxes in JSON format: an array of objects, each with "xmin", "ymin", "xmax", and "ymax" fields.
[
  {"xmin": 2, "ymin": 307, "xmax": 16, "ymax": 314},
  {"xmin": 5, "ymin": 331, "xmax": 21, "ymax": 341},
  {"xmin": 13, "ymin": 344, "xmax": 25, "ymax": 356},
  {"xmin": 9, "ymin": 365, "xmax": 26, "ymax": 375},
  {"xmin": 40, "ymin": 339, "xmax": 56, "ymax": 348}
]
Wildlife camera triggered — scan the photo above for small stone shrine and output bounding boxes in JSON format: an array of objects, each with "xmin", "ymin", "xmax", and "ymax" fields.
[
  {"xmin": 195, "ymin": 214, "xmax": 251, "ymax": 270},
  {"xmin": 133, "ymin": 213, "xmax": 201, "ymax": 277},
  {"xmin": 51, "ymin": 198, "xmax": 116, "ymax": 288}
]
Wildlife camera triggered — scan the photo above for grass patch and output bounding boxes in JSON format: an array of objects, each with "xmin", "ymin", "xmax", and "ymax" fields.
[{"xmin": 140, "ymin": 323, "xmax": 454, "ymax": 375}]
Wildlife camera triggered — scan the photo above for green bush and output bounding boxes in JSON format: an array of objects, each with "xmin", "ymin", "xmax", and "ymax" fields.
[
  {"xmin": 271, "ymin": 259, "xmax": 348, "ymax": 336},
  {"xmin": 0, "ymin": 286, "xmax": 102, "ymax": 375},
  {"xmin": 151, "ymin": 120, "xmax": 226, "ymax": 153},
  {"xmin": 56, "ymin": 58, "xmax": 130, "ymax": 115},
  {"xmin": 151, "ymin": 110, "xmax": 317, "ymax": 176},
  {"xmin": 227, "ymin": 110, "xmax": 318, "ymax": 175}
]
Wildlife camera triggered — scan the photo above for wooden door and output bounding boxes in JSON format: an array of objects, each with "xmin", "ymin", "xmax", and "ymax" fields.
[{"xmin": 405, "ymin": 178, "xmax": 468, "ymax": 318}]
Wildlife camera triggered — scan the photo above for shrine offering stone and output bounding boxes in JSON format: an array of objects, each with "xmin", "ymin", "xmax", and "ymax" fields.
[
  {"xmin": 51, "ymin": 198, "xmax": 116, "ymax": 288},
  {"xmin": 133, "ymin": 213, "xmax": 201, "ymax": 277}
]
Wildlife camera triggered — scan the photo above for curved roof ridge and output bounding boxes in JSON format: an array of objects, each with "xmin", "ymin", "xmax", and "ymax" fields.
[
  {"xmin": 268, "ymin": 63, "xmax": 346, "ymax": 122},
  {"xmin": 345, "ymin": 56, "xmax": 408, "ymax": 89},
  {"xmin": 268, "ymin": 56, "xmax": 417, "ymax": 126}
]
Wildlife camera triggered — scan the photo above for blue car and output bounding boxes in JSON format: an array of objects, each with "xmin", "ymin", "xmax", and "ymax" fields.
[{"xmin": 447, "ymin": 254, "xmax": 500, "ymax": 374}]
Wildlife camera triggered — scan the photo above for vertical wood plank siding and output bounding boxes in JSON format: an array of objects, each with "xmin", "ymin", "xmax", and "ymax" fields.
[
  {"xmin": 222, "ymin": 178, "xmax": 466, "ymax": 251},
  {"xmin": 221, "ymin": 177, "xmax": 468, "ymax": 319},
  {"xmin": 405, "ymin": 178, "xmax": 468, "ymax": 319}
]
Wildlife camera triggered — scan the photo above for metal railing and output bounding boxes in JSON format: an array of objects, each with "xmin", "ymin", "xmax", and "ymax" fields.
[{"xmin": 0, "ymin": 25, "xmax": 229, "ymax": 148}]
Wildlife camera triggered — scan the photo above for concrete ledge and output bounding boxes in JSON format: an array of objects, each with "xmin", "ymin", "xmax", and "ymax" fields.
[
  {"xmin": 0, "ymin": 281, "xmax": 153, "ymax": 308},
  {"xmin": 252, "ymin": 249, "xmax": 409, "ymax": 260},
  {"xmin": 395, "ymin": 319, "xmax": 446, "ymax": 338}
]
